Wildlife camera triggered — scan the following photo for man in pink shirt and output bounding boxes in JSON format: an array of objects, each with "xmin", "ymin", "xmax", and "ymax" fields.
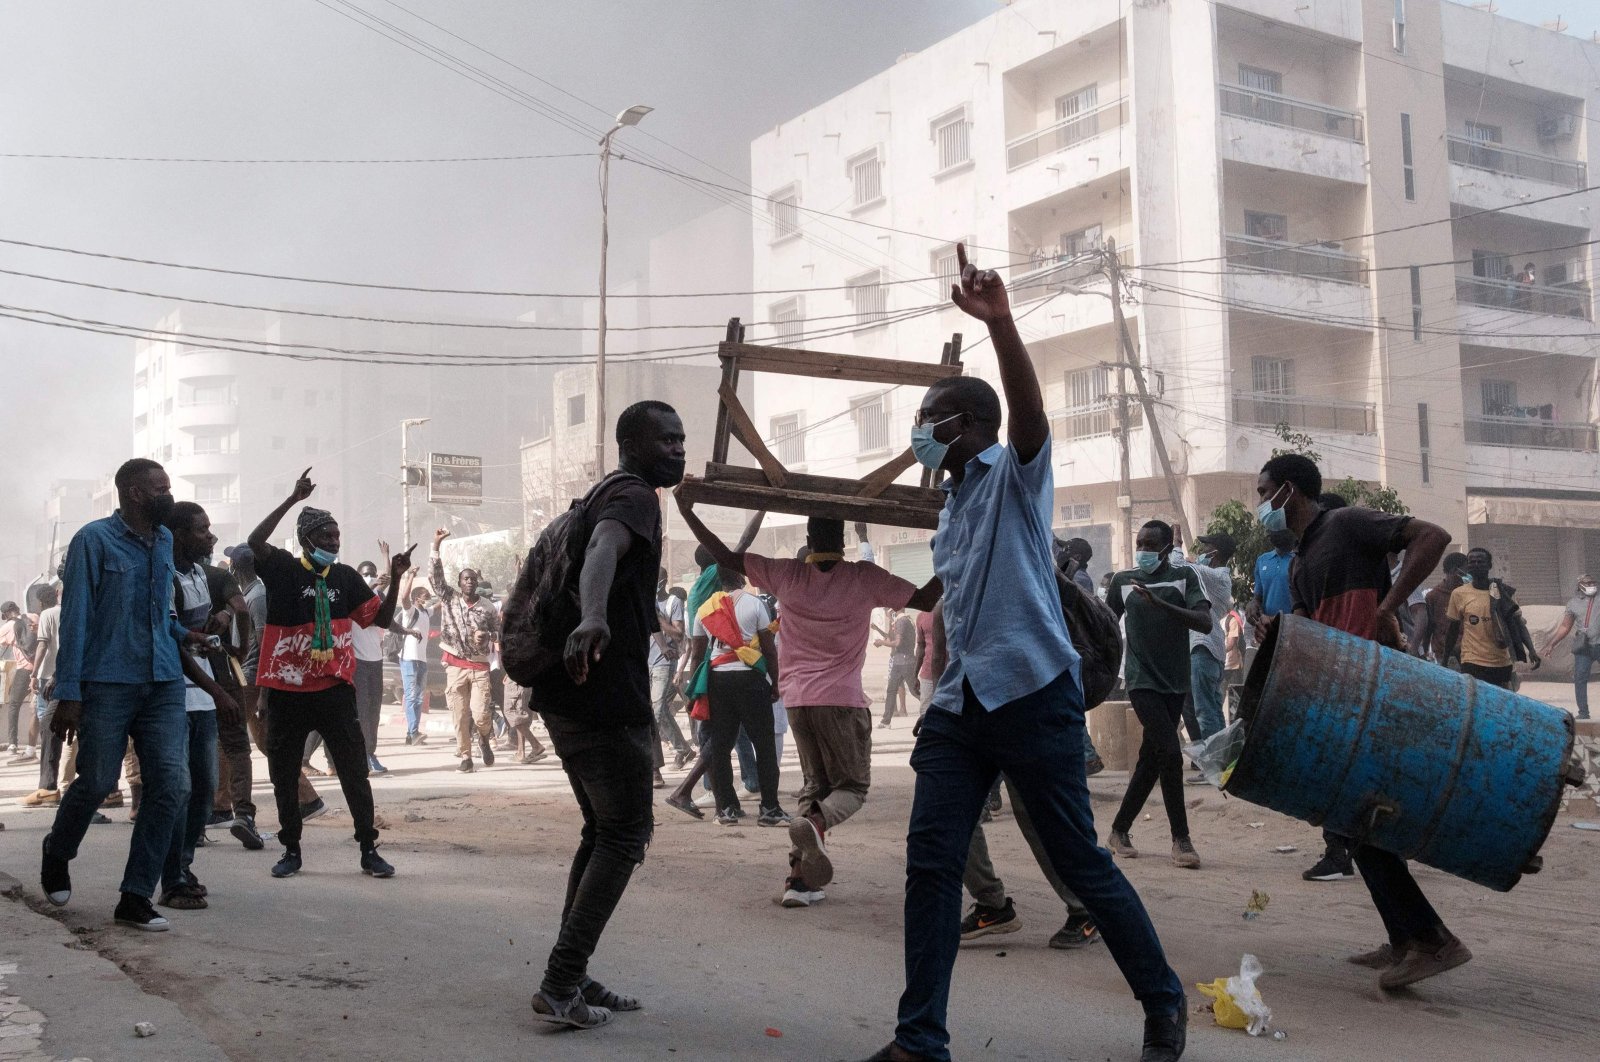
[{"xmin": 677, "ymin": 502, "xmax": 941, "ymax": 907}]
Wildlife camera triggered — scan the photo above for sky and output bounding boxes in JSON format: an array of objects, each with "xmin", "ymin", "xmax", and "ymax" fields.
[{"xmin": 0, "ymin": 0, "xmax": 1596, "ymax": 578}]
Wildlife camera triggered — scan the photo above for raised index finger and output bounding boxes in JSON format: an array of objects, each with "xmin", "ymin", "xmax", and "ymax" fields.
[
  {"xmin": 955, "ymin": 242, "xmax": 969, "ymax": 272},
  {"xmin": 301, "ymin": 467, "xmax": 313, "ymax": 479}
]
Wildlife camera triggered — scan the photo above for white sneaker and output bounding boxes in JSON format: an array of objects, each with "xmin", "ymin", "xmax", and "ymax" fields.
[
  {"xmin": 781, "ymin": 881, "xmax": 826, "ymax": 908},
  {"xmin": 692, "ymin": 791, "xmax": 716, "ymax": 809}
]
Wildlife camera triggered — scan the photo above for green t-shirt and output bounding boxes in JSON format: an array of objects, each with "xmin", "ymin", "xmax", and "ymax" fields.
[{"xmin": 1106, "ymin": 563, "xmax": 1208, "ymax": 695}]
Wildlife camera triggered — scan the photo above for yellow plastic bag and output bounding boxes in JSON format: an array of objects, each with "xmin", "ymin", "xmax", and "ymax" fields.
[
  {"xmin": 1196, "ymin": 954, "xmax": 1272, "ymax": 1035},
  {"xmin": 1196, "ymin": 978, "xmax": 1250, "ymax": 1030}
]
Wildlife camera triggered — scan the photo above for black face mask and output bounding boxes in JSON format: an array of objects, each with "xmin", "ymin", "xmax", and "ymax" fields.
[{"xmin": 146, "ymin": 492, "xmax": 177, "ymax": 526}]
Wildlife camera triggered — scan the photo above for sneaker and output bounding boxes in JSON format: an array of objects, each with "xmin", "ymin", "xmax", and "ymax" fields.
[
  {"xmin": 691, "ymin": 791, "xmax": 717, "ymax": 809},
  {"xmin": 1347, "ymin": 942, "xmax": 1403, "ymax": 969},
  {"xmin": 781, "ymin": 876, "xmax": 826, "ymax": 908},
  {"xmin": 1108, "ymin": 829, "xmax": 1138, "ymax": 858},
  {"xmin": 1171, "ymin": 838, "xmax": 1201, "ymax": 869},
  {"xmin": 7, "ymin": 752, "xmax": 38, "ymax": 766},
  {"xmin": 368, "ymin": 756, "xmax": 388, "ymax": 775},
  {"xmin": 1380, "ymin": 934, "xmax": 1472, "ymax": 990},
  {"xmin": 530, "ymin": 989, "xmax": 612, "ymax": 1030},
  {"xmin": 1048, "ymin": 912, "xmax": 1102, "ymax": 950},
  {"xmin": 458, "ymin": 758, "xmax": 474, "ymax": 773},
  {"xmin": 230, "ymin": 815, "xmax": 265, "ymax": 851},
  {"xmin": 404, "ymin": 732, "xmax": 419, "ymax": 746},
  {"xmin": 757, "ymin": 807, "xmax": 792, "ymax": 827},
  {"xmin": 672, "ymin": 748, "xmax": 693, "ymax": 770},
  {"xmin": 299, "ymin": 797, "xmax": 328, "ymax": 821},
  {"xmin": 208, "ymin": 810, "xmax": 235, "ymax": 828},
  {"xmin": 479, "ymin": 734, "xmax": 495, "ymax": 767},
  {"xmin": 114, "ymin": 892, "xmax": 171, "ymax": 931},
  {"xmin": 1140, "ymin": 1000, "xmax": 1187, "ymax": 1062},
  {"xmin": 157, "ymin": 884, "xmax": 208, "ymax": 910},
  {"xmin": 985, "ymin": 789, "xmax": 1003, "ymax": 814},
  {"xmin": 653, "ymin": 770, "xmax": 666, "ymax": 789},
  {"xmin": 1184, "ymin": 770, "xmax": 1208, "ymax": 786},
  {"xmin": 360, "ymin": 847, "xmax": 396, "ymax": 878},
  {"xmin": 22, "ymin": 788, "xmax": 60, "ymax": 807},
  {"xmin": 959, "ymin": 898, "xmax": 1021, "ymax": 941},
  {"xmin": 90, "ymin": 811, "xmax": 112, "ymax": 825},
  {"xmin": 271, "ymin": 850, "xmax": 303, "ymax": 878},
  {"xmin": 1303, "ymin": 851, "xmax": 1356, "ymax": 881},
  {"xmin": 182, "ymin": 870, "xmax": 208, "ymax": 898},
  {"xmin": 714, "ymin": 808, "xmax": 743, "ymax": 827},
  {"xmin": 788, "ymin": 814, "xmax": 834, "ymax": 888},
  {"xmin": 41, "ymin": 836, "xmax": 71, "ymax": 906},
  {"xmin": 1084, "ymin": 755, "xmax": 1105, "ymax": 777},
  {"xmin": 414, "ymin": 732, "xmax": 428, "ymax": 744}
]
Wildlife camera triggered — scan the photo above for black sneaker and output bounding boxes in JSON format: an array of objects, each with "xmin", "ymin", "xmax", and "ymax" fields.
[
  {"xmin": 1141, "ymin": 1000, "xmax": 1187, "ymax": 1062},
  {"xmin": 41, "ymin": 836, "xmax": 71, "ymax": 906},
  {"xmin": 757, "ymin": 807, "xmax": 793, "ymax": 827},
  {"xmin": 360, "ymin": 847, "xmax": 395, "ymax": 879},
  {"xmin": 113, "ymin": 892, "xmax": 171, "ymax": 931},
  {"xmin": 714, "ymin": 808, "xmax": 742, "ymax": 826},
  {"xmin": 271, "ymin": 849, "xmax": 303, "ymax": 878},
  {"xmin": 1048, "ymin": 912, "xmax": 1101, "ymax": 950},
  {"xmin": 1303, "ymin": 851, "xmax": 1356, "ymax": 881},
  {"xmin": 1085, "ymin": 755, "xmax": 1106, "ymax": 777},
  {"xmin": 959, "ymin": 898, "xmax": 1021, "ymax": 941},
  {"xmin": 299, "ymin": 797, "xmax": 327, "ymax": 821},
  {"xmin": 207, "ymin": 810, "xmax": 235, "ymax": 827},
  {"xmin": 368, "ymin": 756, "xmax": 388, "ymax": 775},
  {"xmin": 231, "ymin": 814, "xmax": 266, "ymax": 851},
  {"xmin": 479, "ymin": 735, "xmax": 495, "ymax": 767},
  {"xmin": 458, "ymin": 758, "xmax": 474, "ymax": 773}
]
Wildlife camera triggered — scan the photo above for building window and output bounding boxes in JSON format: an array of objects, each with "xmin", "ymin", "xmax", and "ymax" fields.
[
  {"xmin": 194, "ymin": 477, "xmax": 235, "ymax": 504},
  {"xmin": 847, "ymin": 270, "xmax": 888, "ymax": 327},
  {"xmin": 1244, "ymin": 211, "xmax": 1288, "ymax": 242},
  {"xmin": 768, "ymin": 184, "xmax": 800, "ymax": 242},
  {"xmin": 1400, "ymin": 113, "xmax": 1415, "ymax": 201},
  {"xmin": 567, "ymin": 393, "xmax": 586, "ymax": 426},
  {"xmin": 1252, "ymin": 356, "xmax": 1295, "ymax": 395},
  {"xmin": 181, "ymin": 381, "xmax": 233, "ymax": 405},
  {"xmin": 1393, "ymin": 0, "xmax": 1407, "ymax": 53},
  {"xmin": 931, "ymin": 107, "xmax": 971, "ymax": 174},
  {"xmin": 1064, "ymin": 366, "xmax": 1115, "ymax": 440},
  {"xmin": 770, "ymin": 412, "xmax": 806, "ymax": 466},
  {"xmin": 932, "ymin": 242, "xmax": 963, "ymax": 294},
  {"xmin": 1239, "ymin": 65, "xmax": 1283, "ymax": 95},
  {"xmin": 849, "ymin": 149, "xmax": 883, "ymax": 208},
  {"xmin": 850, "ymin": 393, "xmax": 891, "ymax": 455},
  {"xmin": 1417, "ymin": 401, "xmax": 1430, "ymax": 484},
  {"xmin": 193, "ymin": 433, "xmax": 226, "ymax": 455},
  {"xmin": 1062, "ymin": 224, "xmax": 1104, "ymax": 257},
  {"xmin": 1054, "ymin": 84, "xmax": 1101, "ymax": 147},
  {"xmin": 1410, "ymin": 265, "xmax": 1424, "ymax": 340},
  {"xmin": 769, "ymin": 297, "xmax": 803, "ymax": 344},
  {"xmin": 134, "ymin": 413, "xmax": 148, "ymax": 433},
  {"xmin": 1481, "ymin": 378, "xmax": 1516, "ymax": 416}
]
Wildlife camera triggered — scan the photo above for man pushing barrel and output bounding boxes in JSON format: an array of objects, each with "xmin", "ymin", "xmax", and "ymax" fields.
[{"xmin": 1253, "ymin": 453, "xmax": 1469, "ymax": 989}]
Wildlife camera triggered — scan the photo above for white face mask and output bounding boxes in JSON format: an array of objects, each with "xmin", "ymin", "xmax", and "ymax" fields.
[{"xmin": 1582, "ymin": 584, "xmax": 1598, "ymax": 598}]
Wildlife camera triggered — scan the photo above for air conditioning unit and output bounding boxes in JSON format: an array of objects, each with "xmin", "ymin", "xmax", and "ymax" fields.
[{"xmin": 1537, "ymin": 112, "xmax": 1579, "ymax": 140}]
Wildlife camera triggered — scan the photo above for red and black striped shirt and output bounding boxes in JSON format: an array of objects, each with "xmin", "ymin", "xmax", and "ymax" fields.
[{"xmin": 1289, "ymin": 507, "xmax": 1411, "ymax": 640}]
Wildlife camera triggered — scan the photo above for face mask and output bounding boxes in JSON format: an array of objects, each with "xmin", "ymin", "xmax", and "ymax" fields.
[
  {"xmin": 1257, "ymin": 483, "xmax": 1290, "ymax": 533},
  {"xmin": 363, "ymin": 575, "xmax": 377, "ymax": 588},
  {"xmin": 1582, "ymin": 585, "xmax": 1597, "ymax": 597},
  {"xmin": 1461, "ymin": 572, "xmax": 1474, "ymax": 584},
  {"xmin": 1195, "ymin": 550, "xmax": 1216, "ymax": 568},
  {"xmin": 146, "ymin": 492, "xmax": 177, "ymax": 526},
  {"xmin": 911, "ymin": 414, "xmax": 963, "ymax": 472},
  {"xmin": 1135, "ymin": 550, "xmax": 1163, "ymax": 574},
  {"xmin": 309, "ymin": 547, "xmax": 338, "ymax": 568}
]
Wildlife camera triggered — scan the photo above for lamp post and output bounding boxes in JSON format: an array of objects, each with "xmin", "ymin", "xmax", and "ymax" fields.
[
  {"xmin": 595, "ymin": 103, "xmax": 653, "ymax": 478},
  {"xmin": 400, "ymin": 417, "xmax": 429, "ymax": 546}
]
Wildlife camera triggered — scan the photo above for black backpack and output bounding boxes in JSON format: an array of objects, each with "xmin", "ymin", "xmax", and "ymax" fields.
[
  {"xmin": 502, "ymin": 473, "xmax": 642, "ymax": 686},
  {"xmin": 1055, "ymin": 568, "xmax": 1123, "ymax": 708}
]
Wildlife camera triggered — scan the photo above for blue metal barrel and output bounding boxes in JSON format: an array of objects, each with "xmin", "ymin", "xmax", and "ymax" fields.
[{"xmin": 1227, "ymin": 614, "xmax": 1574, "ymax": 892}]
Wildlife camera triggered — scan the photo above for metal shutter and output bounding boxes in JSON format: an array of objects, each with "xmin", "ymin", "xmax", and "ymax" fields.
[{"xmin": 885, "ymin": 542, "xmax": 935, "ymax": 587}]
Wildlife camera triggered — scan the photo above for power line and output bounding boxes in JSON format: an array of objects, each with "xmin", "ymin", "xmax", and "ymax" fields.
[
  {"xmin": 1132, "ymin": 237, "xmax": 1600, "ymax": 280},
  {"xmin": 0, "ymin": 151, "xmax": 591, "ymax": 164}
]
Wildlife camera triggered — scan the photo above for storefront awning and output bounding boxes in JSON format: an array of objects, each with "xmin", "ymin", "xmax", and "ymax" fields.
[{"xmin": 1467, "ymin": 494, "xmax": 1600, "ymax": 529}]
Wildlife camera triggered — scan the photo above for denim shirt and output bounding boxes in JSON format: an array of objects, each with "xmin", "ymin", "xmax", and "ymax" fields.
[
  {"xmin": 54, "ymin": 512, "xmax": 188, "ymax": 701},
  {"xmin": 929, "ymin": 438, "xmax": 1081, "ymax": 713}
]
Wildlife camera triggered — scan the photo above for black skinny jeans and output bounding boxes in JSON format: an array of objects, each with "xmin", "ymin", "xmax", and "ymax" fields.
[
  {"xmin": 706, "ymin": 669, "xmax": 781, "ymax": 814},
  {"xmin": 265, "ymin": 684, "xmax": 379, "ymax": 851},
  {"xmin": 1111, "ymin": 689, "xmax": 1190, "ymax": 841},
  {"xmin": 540, "ymin": 716, "xmax": 654, "ymax": 998}
]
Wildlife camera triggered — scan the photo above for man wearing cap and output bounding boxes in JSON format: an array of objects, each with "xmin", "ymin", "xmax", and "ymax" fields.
[
  {"xmin": 1171, "ymin": 526, "xmax": 1236, "ymax": 742},
  {"xmin": 429, "ymin": 528, "xmax": 498, "ymax": 773},
  {"xmin": 247, "ymin": 468, "xmax": 409, "ymax": 880}
]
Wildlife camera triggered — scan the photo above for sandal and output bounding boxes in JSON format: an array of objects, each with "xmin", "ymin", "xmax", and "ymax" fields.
[
  {"xmin": 664, "ymin": 793, "xmax": 704, "ymax": 820},
  {"xmin": 580, "ymin": 976, "xmax": 641, "ymax": 1012}
]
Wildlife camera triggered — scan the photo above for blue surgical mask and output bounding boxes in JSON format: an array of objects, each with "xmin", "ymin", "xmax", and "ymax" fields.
[
  {"xmin": 1135, "ymin": 550, "xmax": 1163, "ymax": 574},
  {"xmin": 309, "ymin": 547, "xmax": 338, "ymax": 568},
  {"xmin": 911, "ymin": 414, "xmax": 963, "ymax": 472},
  {"xmin": 1257, "ymin": 483, "xmax": 1291, "ymax": 533},
  {"xmin": 1461, "ymin": 572, "xmax": 1474, "ymax": 584}
]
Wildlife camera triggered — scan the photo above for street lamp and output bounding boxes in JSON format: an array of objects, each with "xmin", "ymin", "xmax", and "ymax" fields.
[
  {"xmin": 595, "ymin": 104, "xmax": 653, "ymax": 478},
  {"xmin": 400, "ymin": 417, "xmax": 430, "ymax": 546}
]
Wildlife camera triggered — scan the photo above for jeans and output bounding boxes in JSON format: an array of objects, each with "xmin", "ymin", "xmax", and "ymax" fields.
[
  {"xmin": 163, "ymin": 710, "xmax": 218, "ymax": 892},
  {"xmin": 540, "ymin": 716, "xmax": 654, "ymax": 998},
  {"xmin": 895, "ymin": 669, "xmax": 1183, "ymax": 1059},
  {"xmin": 1576, "ymin": 651, "xmax": 1593, "ymax": 720},
  {"xmin": 37, "ymin": 693, "xmax": 63, "ymax": 792},
  {"xmin": 707, "ymin": 669, "xmax": 781, "ymax": 814},
  {"xmin": 650, "ymin": 661, "xmax": 689, "ymax": 754},
  {"xmin": 45, "ymin": 680, "xmax": 189, "ymax": 898},
  {"xmin": 354, "ymin": 659, "xmax": 383, "ymax": 757},
  {"xmin": 265, "ymin": 685, "xmax": 378, "ymax": 850},
  {"xmin": 1112, "ymin": 689, "xmax": 1190, "ymax": 841},
  {"xmin": 882, "ymin": 657, "xmax": 917, "ymax": 725},
  {"xmin": 1189, "ymin": 647, "xmax": 1225, "ymax": 739},
  {"xmin": 400, "ymin": 660, "xmax": 428, "ymax": 734}
]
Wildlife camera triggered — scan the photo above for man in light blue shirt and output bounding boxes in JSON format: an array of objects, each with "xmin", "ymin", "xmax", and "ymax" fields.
[
  {"xmin": 854, "ymin": 247, "xmax": 1186, "ymax": 1062},
  {"xmin": 1252, "ymin": 530, "xmax": 1297, "ymax": 622}
]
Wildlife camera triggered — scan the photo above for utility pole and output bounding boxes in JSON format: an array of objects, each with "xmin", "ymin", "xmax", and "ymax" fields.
[
  {"xmin": 1104, "ymin": 239, "xmax": 1189, "ymax": 530},
  {"xmin": 400, "ymin": 417, "xmax": 429, "ymax": 546},
  {"xmin": 595, "ymin": 104, "xmax": 653, "ymax": 480},
  {"xmin": 1112, "ymin": 356, "xmax": 1134, "ymax": 565}
]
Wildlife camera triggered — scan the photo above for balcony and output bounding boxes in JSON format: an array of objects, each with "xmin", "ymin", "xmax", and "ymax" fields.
[
  {"xmin": 1219, "ymin": 84, "xmax": 1362, "ymax": 142},
  {"xmin": 172, "ymin": 400, "xmax": 239, "ymax": 430},
  {"xmin": 1232, "ymin": 391, "xmax": 1376, "ymax": 434},
  {"xmin": 1455, "ymin": 274, "xmax": 1592, "ymax": 321},
  {"xmin": 1226, "ymin": 234, "xmax": 1367, "ymax": 284},
  {"xmin": 1010, "ymin": 253, "xmax": 1119, "ymax": 304},
  {"xmin": 1006, "ymin": 98, "xmax": 1128, "ymax": 171},
  {"xmin": 1447, "ymin": 136, "xmax": 1586, "ymax": 190},
  {"xmin": 1465, "ymin": 413, "xmax": 1597, "ymax": 452},
  {"xmin": 1051, "ymin": 398, "xmax": 1143, "ymax": 443}
]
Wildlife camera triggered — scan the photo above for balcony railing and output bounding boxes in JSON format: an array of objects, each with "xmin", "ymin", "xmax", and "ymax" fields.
[
  {"xmin": 1446, "ymin": 135, "xmax": 1587, "ymax": 189},
  {"xmin": 1233, "ymin": 392, "xmax": 1377, "ymax": 434},
  {"xmin": 1455, "ymin": 274, "xmax": 1592, "ymax": 321},
  {"xmin": 1009, "ymin": 252, "xmax": 1122, "ymax": 304},
  {"xmin": 1226, "ymin": 234, "xmax": 1368, "ymax": 284},
  {"xmin": 1466, "ymin": 413, "xmax": 1598, "ymax": 452},
  {"xmin": 1219, "ymin": 83, "xmax": 1364, "ymax": 142},
  {"xmin": 1052, "ymin": 398, "xmax": 1143, "ymax": 443},
  {"xmin": 1006, "ymin": 98, "xmax": 1128, "ymax": 170}
]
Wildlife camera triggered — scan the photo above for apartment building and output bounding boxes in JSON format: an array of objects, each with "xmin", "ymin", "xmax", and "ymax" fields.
[{"xmin": 750, "ymin": 0, "xmax": 1600, "ymax": 601}]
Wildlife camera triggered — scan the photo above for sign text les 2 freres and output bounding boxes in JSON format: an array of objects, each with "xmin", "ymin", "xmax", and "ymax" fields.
[{"xmin": 427, "ymin": 452, "xmax": 483, "ymax": 507}]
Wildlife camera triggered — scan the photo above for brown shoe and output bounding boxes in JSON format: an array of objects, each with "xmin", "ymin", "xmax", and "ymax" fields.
[
  {"xmin": 1380, "ymin": 935, "xmax": 1472, "ymax": 990},
  {"xmin": 1347, "ymin": 943, "xmax": 1402, "ymax": 969},
  {"xmin": 22, "ymin": 788, "xmax": 60, "ymax": 807},
  {"xmin": 100, "ymin": 789, "xmax": 124, "ymax": 808},
  {"xmin": 1107, "ymin": 829, "xmax": 1138, "ymax": 858},
  {"xmin": 1170, "ymin": 838, "xmax": 1201, "ymax": 869}
]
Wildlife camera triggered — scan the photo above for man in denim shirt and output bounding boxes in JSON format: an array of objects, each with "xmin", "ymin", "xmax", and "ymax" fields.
[
  {"xmin": 40, "ymin": 458, "xmax": 206, "ymax": 931},
  {"xmin": 856, "ymin": 247, "xmax": 1185, "ymax": 1062}
]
